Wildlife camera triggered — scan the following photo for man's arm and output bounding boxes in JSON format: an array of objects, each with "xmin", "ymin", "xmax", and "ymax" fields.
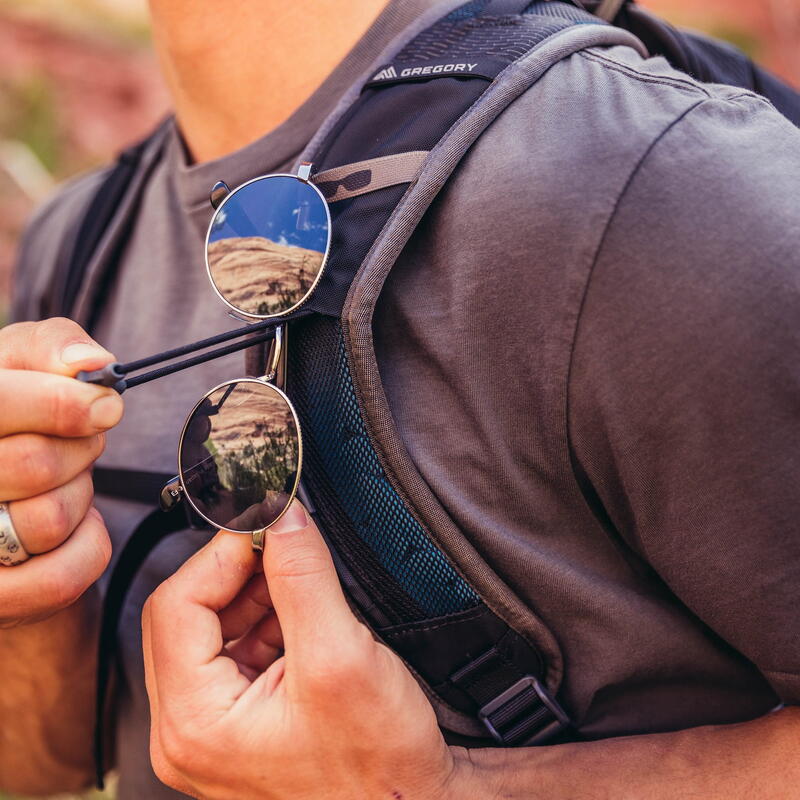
[
  {"xmin": 568, "ymin": 92, "xmax": 800, "ymax": 705},
  {"xmin": 458, "ymin": 708, "xmax": 800, "ymax": 799},
  {"xmin": 0, "ymin": 320, "xmax": 123, "ymax": 794},
  {"xmin": 142, "ymin": 507, "xmax": 800, "ymax": 800},
  {"xmin": 0, "ymin": 593, "xmax": 102, "ymax": 794}
]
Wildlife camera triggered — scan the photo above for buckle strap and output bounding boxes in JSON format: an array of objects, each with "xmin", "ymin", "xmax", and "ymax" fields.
[
  {"xmin": 450, "ymin": 644, "xmax": 570, "ymax": 746},
  {"xmin": 478, "ymin": 676, "xmax": 570, "ymax": 745}
]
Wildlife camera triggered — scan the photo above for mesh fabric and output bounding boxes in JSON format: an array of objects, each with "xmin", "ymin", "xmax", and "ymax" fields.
[
  {"xmin": 290, "ymin": 316, "xmax": 480, "ymax": 621},
  {"xmin": 400, "ymin": 14, "xmax": 573, "ymax": 63}
]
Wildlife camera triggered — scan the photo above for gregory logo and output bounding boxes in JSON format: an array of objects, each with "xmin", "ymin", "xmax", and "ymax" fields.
[
  {"xmin": 370, "ymin": 62, "xmax": 481, "ymax": 82},
  {"xmin": 372, "ymin": 65, "xmax": 399, "ymax": 81}
]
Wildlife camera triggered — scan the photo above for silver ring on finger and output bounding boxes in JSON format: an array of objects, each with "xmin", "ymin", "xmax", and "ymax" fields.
[{"xmin": 0, "ymin": 502, "xmax": 30, "ymax": 566}]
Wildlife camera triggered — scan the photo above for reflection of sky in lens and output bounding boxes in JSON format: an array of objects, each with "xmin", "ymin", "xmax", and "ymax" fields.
[{"xmin": 209, "ymin": 176, "xmax": 328, "ymax": 253}]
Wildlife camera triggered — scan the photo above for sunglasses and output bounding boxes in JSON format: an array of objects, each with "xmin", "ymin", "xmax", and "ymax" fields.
[{"xmin": 81, "ymin": 164, "xmax": 331, "ymax": 548}]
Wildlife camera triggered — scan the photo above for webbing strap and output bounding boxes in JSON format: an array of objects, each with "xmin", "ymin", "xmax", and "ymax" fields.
[
  {"xmin": 314, "ymin": 151, "xmax": 429, "ymax": 203},
  {"xmin": 56, "ymin": 127, "xmax": 162, "ymax": 318},
  {"xmin": 451, "ymin": 645, "xmax": 570, "ymax": 745},
  {"xmin": 595, "ymin": 0, "xmax": 627, "ymax": 21},
  {"xmin": 93, "ymin": 467, "xmax": 176, "ymax": 506}
]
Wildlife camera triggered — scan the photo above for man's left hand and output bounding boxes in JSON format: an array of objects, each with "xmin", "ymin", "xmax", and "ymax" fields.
[{"xmin": 142, "ymin": 501, "xmax": 469, "ymax": 800}]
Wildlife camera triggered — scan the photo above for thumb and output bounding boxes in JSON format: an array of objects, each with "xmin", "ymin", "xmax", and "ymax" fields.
[
  {"xmin": 0, "ymin": 317, "xmax": 114, "ymax": 376},
  {"xmin": 263, "ymin": 500, "xmax": 358, "ymax": 659}
]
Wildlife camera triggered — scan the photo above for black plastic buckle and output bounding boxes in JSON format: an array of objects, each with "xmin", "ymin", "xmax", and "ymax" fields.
[{"xmin": 478, "ymin": 676, "xmax": 570, "ymax": 746}]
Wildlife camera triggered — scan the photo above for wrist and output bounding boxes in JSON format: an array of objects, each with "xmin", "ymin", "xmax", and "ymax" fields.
[
  {"xmin": 0, "ymin": 583, "xmax": 99, "ymax": 639},
  {"xmin": 442, "ymin": 746, "xmax": 503, "ymax": 800}
]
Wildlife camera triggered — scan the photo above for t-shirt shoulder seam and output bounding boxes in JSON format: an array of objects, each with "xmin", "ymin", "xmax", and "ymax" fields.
[
  {"xmin": 763, "ymin": 668, "xmax": 800, "ymax": 680},
  {"xmin": 563, "ymin": 96, "xmax": 710, "ymax": 558},
  {"xmin": 579, "ymin": 48, "xmax": 713, "ymax": 98}
]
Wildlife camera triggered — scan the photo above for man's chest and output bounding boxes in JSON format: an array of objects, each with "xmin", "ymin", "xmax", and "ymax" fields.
[{"xmin": 93, "ymin": 190, "xmax": 247, "ymax": 475}]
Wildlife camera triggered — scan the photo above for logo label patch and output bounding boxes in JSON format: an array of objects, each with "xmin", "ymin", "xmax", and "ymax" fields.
[{"xmin": 365, "ymin": 60, "xmax": 500, "ymax": 87}]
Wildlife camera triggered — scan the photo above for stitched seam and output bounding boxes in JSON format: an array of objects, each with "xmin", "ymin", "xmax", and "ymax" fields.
[
  {"xmin": 764, "ymin": 668, "xmax": 800, "ymax": 679},
  {"xmin": 579, "ymin": 49, "xmax": 712, "ymax": 97},
  {"xmin": 720, "ymin": 91, "xmax": 776, "ymax": 109},
  {"xmin": 580, "ymin": 48, "xmax": 713, "ymax": 95},
  {"xmin": 563, "ymin": 97, "xmax": 708, "ymax": 565},
  {"xmin": 382, "ymin": 606, "xmax": 490, "ymax": 637}
]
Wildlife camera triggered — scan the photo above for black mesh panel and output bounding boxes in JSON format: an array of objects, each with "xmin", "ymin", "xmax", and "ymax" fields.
[
  {"xmin": 399, "ymin": 14, "xmax": 573, "ymax": 63},
  {"xmin": 289, "ymin": 315, "xmax": 480, "ymax": 622}
]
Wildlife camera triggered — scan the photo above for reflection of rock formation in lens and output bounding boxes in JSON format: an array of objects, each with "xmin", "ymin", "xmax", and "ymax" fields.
[
  {"xmin": 182, "ymin": 382, "xmax": 299, "ymax": 530},
  {"xmin": 208, "ymin": 236, "xmax": 321, "ymax": 315}
]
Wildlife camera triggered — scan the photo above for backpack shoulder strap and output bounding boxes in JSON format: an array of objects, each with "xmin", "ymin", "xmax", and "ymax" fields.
[
  {"xmin": 52, "ymin": 118, "xmax": 172, "ymax": 323},
  {"xmin": 90, "ymin": 4, "xmax": 641, "ymax": 782},
  {"xmin": 54, "ymin": 128, "xmax": 156, "ymax": 318},
  {"xmin": 286, "ymin": 0, "xmax": 643, "ymax": 748}
]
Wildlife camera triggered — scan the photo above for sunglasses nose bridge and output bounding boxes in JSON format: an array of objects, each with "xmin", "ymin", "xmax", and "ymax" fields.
[{"xmin": 261, "ymin": 324, "xmax": 287, "ymax": 388}]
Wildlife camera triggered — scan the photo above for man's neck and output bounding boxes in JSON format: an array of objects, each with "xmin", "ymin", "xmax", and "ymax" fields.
[{"xmin": 149, "ymin": 0, "xmax": 390, "ymax": 164}]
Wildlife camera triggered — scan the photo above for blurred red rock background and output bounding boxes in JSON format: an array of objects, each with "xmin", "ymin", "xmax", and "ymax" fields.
[{"xmin": 0, "ymin": 0, "xmax": 798, "ymax": 320}]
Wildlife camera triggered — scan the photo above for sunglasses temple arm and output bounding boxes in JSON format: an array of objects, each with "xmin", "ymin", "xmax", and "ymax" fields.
[
  {"xmin": 125, "ymin": 318, "xmax": 278, "ymax": 373},
  {"xmin": 77, "ymin": 330, "xmax": 275, "ymax": 394}
]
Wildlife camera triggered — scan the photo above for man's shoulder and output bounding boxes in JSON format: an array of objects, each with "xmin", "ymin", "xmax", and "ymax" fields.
[
  {"xmin": 25, "ymin": 166, "xmax": 114, "ymax": 256},
  {"xmin": 471, "ymin": 41, "xmax": 789, "ymax": 194},
  {"xmin": 12, "ymin": 119, "xmax": 170, "ymax": 323},
  {"xmin": 12, "ymin": 166, "xmax": 113, "ymax": 323},
  {"xmin": 454, "ymin": 39, "xmax": 798, "ymax": 292}
]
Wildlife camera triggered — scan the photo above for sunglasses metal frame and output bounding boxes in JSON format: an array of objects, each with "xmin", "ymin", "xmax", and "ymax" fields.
[
  {"xmin": 203, "ymin": 171, "xmax": 332, "ymax": 321},
  {"xmin": 153, "ymin": 163, "xmax": 330, "ymax": 550},
  {"xmin": 174, "ymin": 325, "xmax": 304, "ymax": 542}
]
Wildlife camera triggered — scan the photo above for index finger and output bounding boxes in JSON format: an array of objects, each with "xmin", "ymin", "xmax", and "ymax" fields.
[
  {"xmin": 0, "ymin": 369, "xmax": 123, "ymax": 437},
  {"xmin": 145, "ymin": 532, "xmax": 258, "ymax": 707},
  {"xmin": 0, "ymin": 318, "xmax": 114, "ymax": 376}
]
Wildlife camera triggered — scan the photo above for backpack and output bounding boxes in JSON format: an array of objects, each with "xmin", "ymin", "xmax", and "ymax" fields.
[{"xmin": 44, "ymin": 0, "xmax": 800, "ymax": 785}]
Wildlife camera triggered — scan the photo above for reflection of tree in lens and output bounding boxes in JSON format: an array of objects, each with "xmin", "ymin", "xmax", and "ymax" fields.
[
  {"xmin": 207, "ymin": 236, "xmax": 322, "ymax": 316},
  {"xmin": 180, "ymin": 382, "xmax": 299, "ymax": 531}
]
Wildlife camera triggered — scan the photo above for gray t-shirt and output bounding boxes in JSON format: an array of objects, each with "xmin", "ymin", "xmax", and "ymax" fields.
[{"xmin": 12, "ymin": 4, "xmax": 800, "ymax": 798}]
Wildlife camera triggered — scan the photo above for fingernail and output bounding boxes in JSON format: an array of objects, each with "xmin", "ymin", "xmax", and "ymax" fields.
[
  {"xmin": 62, "ymin": 342, "xmax": 108, "ymax": 366},
  {"xmin": 89, "ymin": 394, "xmax": 124, "ymax": 430},
  {"xmin": 269, "ymin": 501, "xmax": 308, "ymax": 534}
]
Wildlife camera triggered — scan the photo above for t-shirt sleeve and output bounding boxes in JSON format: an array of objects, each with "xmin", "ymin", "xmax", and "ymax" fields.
[{"xmin": 568, "ymin": 92, "xmax": 800, "ymax": 704}]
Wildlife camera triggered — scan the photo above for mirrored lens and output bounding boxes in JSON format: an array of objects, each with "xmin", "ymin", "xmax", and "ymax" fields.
[
  {"xmin": 179, "ymin": 381, "xmax": 301, "ymax": 532},
  {"xmin": 206, "ymin": 175, "xmax": 330, "ymax": 317}
]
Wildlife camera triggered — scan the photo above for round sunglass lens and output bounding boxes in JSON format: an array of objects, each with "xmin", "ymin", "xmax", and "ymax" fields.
[
  {"xmin": 179, "ymin": 381, "xmax": 301, "ymax": 532},
  {"xmin": 206, "ymin": 175, "xmax": 329, "ymax": 318}
]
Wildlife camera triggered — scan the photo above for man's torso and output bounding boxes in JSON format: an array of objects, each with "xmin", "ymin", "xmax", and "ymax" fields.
[{"xmin": 12, "ymin": 6, "xmax": 800, "ymax": 797}]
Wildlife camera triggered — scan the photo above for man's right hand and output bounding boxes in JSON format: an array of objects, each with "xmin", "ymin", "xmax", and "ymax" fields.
[{"xmin": 0, "ymin": 318, "xmax": 123, "ymax": 628}]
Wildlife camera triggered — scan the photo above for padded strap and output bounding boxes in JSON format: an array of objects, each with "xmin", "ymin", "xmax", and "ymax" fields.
[{"xmin": 289, "ymin": 1, "xmax": 613, "ymax": 742}]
